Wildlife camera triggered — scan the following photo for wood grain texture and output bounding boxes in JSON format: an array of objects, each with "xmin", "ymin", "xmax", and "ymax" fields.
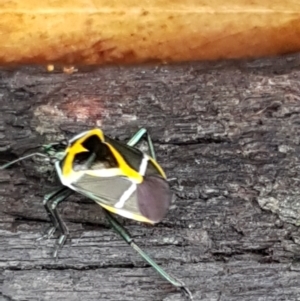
[
  {"xmin": 1, "ymin": 0, "xmax": 300, "ymax": 66},
  {"xmin": 1, "ymin": 54, "xmax": 300, "ymax": 300}
]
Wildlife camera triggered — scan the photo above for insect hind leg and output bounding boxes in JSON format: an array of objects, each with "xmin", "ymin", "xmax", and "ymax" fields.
[
  {"xmin": 103, "ymin": 210, "xmax": 193, "ymax": 299},
  {"xmin": 127, "ymin": 128, "xmax": 156, "ymax": 160}
]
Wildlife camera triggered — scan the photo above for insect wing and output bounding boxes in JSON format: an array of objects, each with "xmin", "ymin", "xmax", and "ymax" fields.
[
  {"xmin": 72, "ymin": 173, "xmax": 132, "ymax": 204},
  {"xmin": 137, "ymin": 176, "xmax": 172, "ymax": 223},
  {"xmin": 71, "ymin": 173, "xmax": 171, "ymax": 223},
  {"xmin": 71, "ymin": 173, "xmax": 148, "ymax": 221}
]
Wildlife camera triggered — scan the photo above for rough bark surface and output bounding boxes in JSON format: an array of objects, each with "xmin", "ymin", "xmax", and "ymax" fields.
[{"xmin": 1, "ymin": 54, "xmax": 300, "ymax": 301}]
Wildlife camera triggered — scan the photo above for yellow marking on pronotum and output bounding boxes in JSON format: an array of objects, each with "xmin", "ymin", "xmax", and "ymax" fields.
[
  {"xmin": 62, "ymin": 129, "xmax": 143, "ymax": 183},
  {"xmin": 62, "ymin": 129, "xmax": 105, "ymax": 178},
  {"xmin": 63, "ymin": 144, "xmax": 89, "ymax": 176},
  {"xmin": 104, "ymin": 142, "xmax": 143, "ymax": 183}
]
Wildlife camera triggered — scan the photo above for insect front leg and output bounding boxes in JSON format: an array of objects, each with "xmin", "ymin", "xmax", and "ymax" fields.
[
  {"xmin": 49, "ymin": 189, "xmax": 74, "ymax": 258},
  {"xmin": 37, "ymin": 187, "xmax": 68, "ymax": 240},
  {"xmin": 37, "ymin": 187, "xmax": 73, "ymax": 258}
]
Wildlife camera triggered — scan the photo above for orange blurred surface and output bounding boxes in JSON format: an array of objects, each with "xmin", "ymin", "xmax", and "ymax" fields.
[{"xmin": 1, "ymin": 0, "xmax": 300, "ymax": 65}]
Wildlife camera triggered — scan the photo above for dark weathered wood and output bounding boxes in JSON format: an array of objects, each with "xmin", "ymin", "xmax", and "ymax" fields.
[{"xmin": 1, "ymin": 54, "xmax": 300, "ymax": 301}]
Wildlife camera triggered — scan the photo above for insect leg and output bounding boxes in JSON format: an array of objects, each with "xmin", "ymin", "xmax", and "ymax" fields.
[
  {"xmin": 37, "ymin": 187, "xmax": 69, "ymax": 240},
  {"xmin": 145, "ymin": 131, "xmax": 156, "ymax": 160},
  {"xmin": 50, "ymin": 189, "xmax": 74, "ymax": 259},
  {"xmin": 103, "ymin": 210, "xmax": 193, "ymax": 300},
  {"xmin": 127, "ymin": 128, "xmax": 147, "ymax": 146},
  {"xmin": 127, "ymin": 128, "xmax": 156, "ymax": 160}
]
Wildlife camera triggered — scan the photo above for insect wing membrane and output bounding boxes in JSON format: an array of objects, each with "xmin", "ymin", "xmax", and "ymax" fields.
[{"xmin": 137, "ymin": 176, "xmax": 172, "ymax": 223}]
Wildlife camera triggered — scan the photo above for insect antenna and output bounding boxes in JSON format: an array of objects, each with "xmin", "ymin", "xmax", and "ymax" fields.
[{"xmin": 0, "ymin": 153, "xmax": 49, "ymax": 169}]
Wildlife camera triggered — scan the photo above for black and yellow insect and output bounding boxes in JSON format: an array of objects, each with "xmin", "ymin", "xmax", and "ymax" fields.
[{"xmin": 1, "ymin": 128, "xmax": 192, "ymax": 300}]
